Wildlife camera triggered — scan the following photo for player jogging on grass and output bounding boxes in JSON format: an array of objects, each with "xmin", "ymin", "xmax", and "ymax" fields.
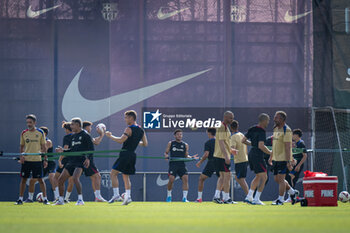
[
  {"xmin": 269, "ymin": 111, "xmax": 296, "ymax": 205},
  {"xmin": 55, "ymin": 117, "xmax": 93, "ymax": 205},
  {"xmin": 242, "ymin": 113, "xmax": 272, "ymax": 205},
  {"xmin": 16, "ymin": 114, "xmax": 49, "ymax": 205},
  {"xmin": 106, "ymin": 110, "xmax": 148, "ymax": 205},
  {"xmin": 82, "ymin": 121, "xmax": 106, "ymax": 202},
  {"xmin": 165, "ymin": 129, "xmax": 198, "ymax": 202},
  {"xmin": 229, "ymin": 120, "xmax": 249, "ymax": 196},
  {"xmin": 195, "ymin": 128, "xmax": 219, "ymax": 203}
]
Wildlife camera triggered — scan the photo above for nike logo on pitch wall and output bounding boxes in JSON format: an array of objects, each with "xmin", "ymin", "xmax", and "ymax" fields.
[
  {"xmin": 157, "ymin": 7, "xmax": 190, "ymax": 20},
  {"xmin": 284, "ymin": 10, "xmax": 312, "ymax": 22},
  {"xmin": 62, "ymin": 68, "xmax": 211, "ymax": 122},
  {"xmin": 27, "ymin": 4, "xmax": 61, "ymax": 18},
  {"xmin": 156, "ymin": 175, "xmax": 180, "ymax": 186}
]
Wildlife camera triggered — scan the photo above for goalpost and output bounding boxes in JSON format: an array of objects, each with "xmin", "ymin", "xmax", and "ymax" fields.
[{"xmin": 312, "ymin": 107, "xmax": 350, "ymax": 192}]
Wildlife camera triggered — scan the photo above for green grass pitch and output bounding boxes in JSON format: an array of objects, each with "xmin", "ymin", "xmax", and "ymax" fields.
[{"xmin": 0, "ymin": 201, "xmax": 349, "ymax": 233}]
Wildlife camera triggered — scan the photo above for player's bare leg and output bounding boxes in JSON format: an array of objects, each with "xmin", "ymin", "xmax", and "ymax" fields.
[
  {"xmin": 56, "ymin": 169, "xmax": 71, "ymax": 205},
  {"xmin": 235, "ymin": 176, "xmax": 249, "ymax": 195},
  {"xmin": 122, "ymin": 174, "xmax": 132, "ymax": 205},
  {"xmin": 16, "ymin": 177, "xmax": 28, "ymax": 204},
  {"xmin": 64, "ymin": 176, "xmax": 74, "ymax": 203},
  {"xmin": 109, "ymin": 169, "xmax": 122, "ymax": 203},
  {"xmin": 221, "ymin": 172, "xmax": 233, "ymax": 203},
  {"xmin": 72, "ymin": 168, "xmax": 84, "ymax": 205},
  {"xmin": 196, "ymin": 174, "xmax": 208, "ymax": 202},
  {"xmin": 91, "ymin": 172, "xmax": 105, "ymax": 202},
  {"xmin": 213, "ymin": 176, "xmax": 223, "ymax": 203},
  {"xmin": 166, "ymin": 175, "xmax": 175, "ymax": 202},
  {"xmin": 25, "ymin": 179, "xmax": 36, "ymax": 202}
]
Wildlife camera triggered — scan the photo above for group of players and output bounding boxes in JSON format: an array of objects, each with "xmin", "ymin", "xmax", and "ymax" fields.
[{"xmin": 15, "ymin": 109, "xmax": 307, "ymax": 206}]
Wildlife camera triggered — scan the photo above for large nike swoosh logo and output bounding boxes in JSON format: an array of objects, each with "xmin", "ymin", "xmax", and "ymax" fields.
[
  {"xmin": 27, "ymin": 4, "xmax": 61, "ymax": 18},
  {"xmin": 156, "ymin": 174, "xmax": 180, "ymax": 186},
  {"xmin": 284, "ymin": 10, "xmax": 312, "ymax": 22},
  {"xmin": 157, "ymin": 7, "xmax": 189, "ymax": 20},
  {"xmin": 62, "ymin": 68, "xmax": 212, "ymax": 122}
]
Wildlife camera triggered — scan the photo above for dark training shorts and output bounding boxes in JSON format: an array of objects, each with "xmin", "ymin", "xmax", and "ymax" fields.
[
  {"xmin": 235, "ymin": 161, "xmax": 248, "ymax": 179},
  {"xmin": 21, "ymin": 161, "xmax": 43, "ymax": 178}
]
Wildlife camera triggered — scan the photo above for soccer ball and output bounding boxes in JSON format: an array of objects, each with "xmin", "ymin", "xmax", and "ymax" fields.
[
  {"xmin": 121, "ymin": 192, "xmax": 126, "ymax": 201},
  {"xmin": 338, "ymin": 191, "xmax": 350, "ymax": 203},
  {"xmin": 36, "ymin": 192, "xmax": 44, "ymax": 202},
  {"xmin": 96, "ymin": 123, "xmax": 106, "ymax": 133}
]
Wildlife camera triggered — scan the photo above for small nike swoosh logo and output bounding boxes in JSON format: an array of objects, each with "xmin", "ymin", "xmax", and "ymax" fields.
[
  {"xmin": 27, "ymin": 4, "xmax": 61, "ymax": 18},
  {"xmin": 157, "ymin": 7, "xmax": 189, "ymax": 20},
  {"xmin": 284, "ymin": 10, "xmax": 311, "ymax": 22},
  {"xmin": 62, "ymin": 68, "xmax": 211, "ymax": 122},
  {"xmin": 156, "ymin": 174, "xmax": 180, "ymax": 186}
]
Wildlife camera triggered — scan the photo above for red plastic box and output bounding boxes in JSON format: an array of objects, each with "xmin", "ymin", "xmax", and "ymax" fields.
[{"xmin": 303, "ymin": 176, "xmax": 338, "ymax": 206}]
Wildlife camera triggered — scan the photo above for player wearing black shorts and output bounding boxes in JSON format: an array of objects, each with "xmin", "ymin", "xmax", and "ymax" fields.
[
  {"xmin": 106, "ymin": 110, "xmax": 148, "ymax": 205},
  {"xmin": 242, "ymin": 113, "xmax": 272, "ymax": 205},
  {"xmin": 83, "ymin": 121, "xmax": 106, "ymax": 202},
  {"xmin": 229, "ymin": 121, "xmax": 249, "ymax": 196},
  {"xmin": 285, "ymin": 129, "xmax": 307, "ymax": 202},
  {"xmin": 165, "ymin": 129, "xmax": 198, "ymax": 202},
  {"xmin": 55, "ymin": 118, "xmax": 94, "ymax": 206},
  {"xmin": 195, "ymin": 128, "xmax": 217, "ymax": 202},
  {"xmin": 270, "ymin": 111, "xmax": 296, "ymax": 205},
  {"xmin": 16, "ymin": 114, "xmax": 49, "ymax": 205},
  {"xmin": 54, "ymin": 122, "xmax": 74, "ymax": 203}
]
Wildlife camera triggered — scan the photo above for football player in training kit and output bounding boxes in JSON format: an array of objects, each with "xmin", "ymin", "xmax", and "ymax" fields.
[
  {"xmin": 284, "ymin": 129, "xmax": 306, "ymax": 202},
  {"xmin": 16, "ymin": 114, "xmax": 49, "ymax": 205},
  {"xmin": 165, "ymin": 129, "xmax": 198, "ymax": 202},
  {"xmin": 229, "ymin": 120, "xmax": 249, "ymax": 196},
  {"xmin": 242, "ymin": 113, "xmax": 272, "ymax": 205},
  {"xmin": 55, "ymin": 117, "xmax": 94, "ymax": 205},
  {"xmin": 269, "ymin": 111, "xmax": 296, "ymax": 205},
  {"xmin": 213, "ymin": 111, "xmax": 235, "ymax": 204},
  {"xmin": 55, "ymin": 122, "xmax": 74, "ymax": 203},
  {"xmin": 82, "ymin": 121, "xmax": 106, "ymax": 202},
  {"xmin": 106, "ymin": 110, "xmax": 148, "ymax": 205},
  {"xmin": 195, "ymin": 128, "xmax": 218, "ymax": 202}
]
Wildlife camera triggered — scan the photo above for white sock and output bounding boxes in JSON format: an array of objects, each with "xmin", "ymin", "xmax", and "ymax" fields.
[
  {"xmin": 59, "ymin": 196, "xmax": 64, "ymax": 202},
  {"xmin": 125, "ymin": 189, "xmax": 131, "ymax": 199},
  {"xmin": 19, "ymin": 196, "xmax": 23, "ymax": 201},
  {"xmin": 65, "ymin": 192, "xmax": 71, "ymax": 200},
  {"xmin": 278, "ymin": 195, "xmax": 284, "ymax": 202},
  {"xmin": 28, "ymin": 192, "xmax": 34, "ymax": 200},
  {"xmin": 43, "ymin": 195, "xmax": 48, "ymax": 201},
  {"xmin": 167, "ymin": 190, "xmax": 172, "ymax": 197},
  {"xmin": 288, "ymin": 188, "xmax": 295, "ymax": 195},
  {"xmin": 246, "ymin": 189, "xmax": 254, "ymax": 199},
  {"xmin": 78, "ymin": 194, "xmax": 83, "ymax": 201},
  {"xmin": 54, "ymin": 187, "xmax": 59, "ymax": 199},
  {"xmin": 183, "ymin": 190, "xmax": 188, "ymax": 199},
  {"xmin": 214, "ymin": 190, "xmax": 220, "ymax": 198},
  {"xmin": 254, "ymin": 191, "xmax": 262, "ymax": 201},
  {"xmin": 95, "ymin": 190, "xmax": 101, "ymax": 198},
  {"xmin": 223, "ymin": 192, "xmax": 230, "ymax": 201},
  {"xmin": 113, "ymin": 188, "xmax": 120, "ymax": 197},
  {"xmin": 197, "ymin": 192, "xmax": 202, "ymax": 199}
]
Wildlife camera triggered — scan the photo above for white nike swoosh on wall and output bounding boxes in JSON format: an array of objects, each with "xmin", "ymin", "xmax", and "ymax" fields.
[
  {"xmin": 27, "ymin": 4, "xmax": 61, "ymax": 18},
  {"xmin": 284, "ymin": 10, "xmax": 312, "ymax": 22},
  {"xmin": 156, "ymin": 174, "xmax": 180, "ymax": 186},
  {"xmin": 62, "ymin": 68, "xmax": 212, "ymax": 122},
  {"xmin": 157, "ymin": 7, "xmax": 189, "ymax": 20}
]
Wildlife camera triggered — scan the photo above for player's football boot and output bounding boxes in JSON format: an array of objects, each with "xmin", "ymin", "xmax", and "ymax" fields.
[
  {"xmin": 244, "ymin": 197, "xmax": 253, "ymax": 204},
  {"xmin": 252, "ymin": 200, "xmax": 265, "ymax": 205},
  {"xmin": 223, "ymin": 199, "xmax": 237, "ymax": 204},
  {"xmin": 95, "ymin": 196, "xmax": 107, "ymax": 202},
  {"xmin": 122, "ymin": 197, "xmax": 132, "ymax": 206},
  {"xmin": 53, "ymin": 200, "xmax": 64, "ymax": 205},
  {"xmin": 272, "ymin": 199, "xmax": 284, "ymax": 205},
  {"xmin": 290, "ymin": 193, "xmax": 296, "ymax": 205},
  {"xmin": 166, "ymin": 196, "xmax": 172, "ymax": 202},
  {"xmin": 43, "ymin": 199, "xmax": 50, "ymax": 205},
  {"xmin": 108, "ymin": 195, "xmax": 122, "ymax": 204},
  {"xmin": 195, "ymin": 198, "xmax": 202, "ymax": 203},
  {"xmin": 212, "ymin": 198, "xmax": 223, "ymax": 204},
  {"xmin": 15, "ymin": 199, "xmax": 23, "ymax": 205},
  {"xmin": 24, "ymin": 199, "xmax": 34, "ymax": 203},
  {"xmin": 75, "ymin": 200, "xmax": 85, "ymax": 206},
  {"xmin": 182, "ymin": 197, "xmax": 189, "ymax": 202}
]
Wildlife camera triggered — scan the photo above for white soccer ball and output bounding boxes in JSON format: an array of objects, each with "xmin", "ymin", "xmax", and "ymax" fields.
[
  {"xmin": 36, "ymin": 192, "xmax": 43, "ymax": 202},
  {"xmin": 339, "ymin": 191, "xmax": 350, "ymax": 203},
  {"xmin": 96, "ymin": 123, "xmax": 106, "ymax": 133}
]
